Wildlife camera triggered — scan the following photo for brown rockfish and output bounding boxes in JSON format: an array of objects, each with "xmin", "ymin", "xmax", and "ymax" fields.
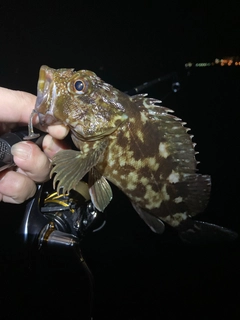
[{"xmin": 30, "ymin": 65, "xmax": 237, "ymax": 243}]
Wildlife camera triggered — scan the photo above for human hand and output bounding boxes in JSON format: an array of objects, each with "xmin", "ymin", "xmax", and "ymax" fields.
[{"xmin": 0, "ymin": 87, "xmax": 69, "ymax": 204}]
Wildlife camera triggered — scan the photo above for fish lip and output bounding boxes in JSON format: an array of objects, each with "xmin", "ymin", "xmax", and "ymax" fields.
[
  {"xmin": 34, "ymin": 65, "xmax": 59, "ymax": 126},
  {"xmin": 38, "ymin": 112, "xmax": 58, "ymax": 126},
  {"xmin": 34, "ymin": 95, "xmax": 50, "ymax": 126},
  {"xmin": 35, "ymin": 94, "xmax": 58, "ymax": 126},
  {"xmin": 35, "ymin": 65, "xmax": 54, "ymax": 107},
  {"xmin": 35, "ymin": 97, "xmax": 60, "ymax": 126}
]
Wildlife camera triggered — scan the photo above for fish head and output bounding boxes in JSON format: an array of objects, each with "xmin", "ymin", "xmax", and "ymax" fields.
[{"xmin": 35, "ymin": 65, "xmax": 128, "ymax": 140}]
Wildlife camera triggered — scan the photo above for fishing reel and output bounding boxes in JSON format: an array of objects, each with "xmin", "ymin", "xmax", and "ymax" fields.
[
  {"xmin": 0, "ymin": 128, "xmax": 105, "ymax": 249},
  {"xmin": 0, "ymin": 129, "xmax": 106, "ymax": 319},
  {"xmin": 19, "ymin": 179, "xmax": 106, "ymax": 254}
]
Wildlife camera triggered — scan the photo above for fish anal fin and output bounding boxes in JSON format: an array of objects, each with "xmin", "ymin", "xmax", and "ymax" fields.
[{"xmin": 132, "ymin": 203, "xmax": 165, "ymax": 234}]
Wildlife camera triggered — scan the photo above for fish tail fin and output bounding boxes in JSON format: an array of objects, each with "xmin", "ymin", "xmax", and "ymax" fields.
[{"xmin": 177, "ymin": 219, "xmax": 238, "ymax": 244}]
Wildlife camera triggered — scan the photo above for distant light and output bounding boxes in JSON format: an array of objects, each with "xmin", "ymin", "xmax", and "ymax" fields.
[
  {"xmin": 195, "ymin": 62, "xmax": 212, "ymax": 67},
  {"xmin": 185, "ymin": 62, "xmax": 193, "ymax": 68},
  {"xmin": 185, "ymin": 56, "xmax": 240, "ymax": 68}
]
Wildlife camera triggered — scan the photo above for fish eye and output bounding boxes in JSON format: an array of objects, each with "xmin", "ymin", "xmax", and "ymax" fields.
[
  {"xmin": 68, "ymin": 77, "xmax": 88, "ymax": 95},
  {"xmin": 74, "ymin": 80, "xmax": 85, "ymax": 92}
]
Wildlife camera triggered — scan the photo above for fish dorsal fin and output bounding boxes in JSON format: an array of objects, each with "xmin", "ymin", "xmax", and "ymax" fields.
[
  {"xmin": 132, "ymin": 203, "xmax": 165, "ymax": 234},
  {"xmin": 88, "ymin": 167, "xmax": 113, "ymax": 212},
  {"xmin": 131, "ymin": 95, "xmax": 198, "ymax": 174}
]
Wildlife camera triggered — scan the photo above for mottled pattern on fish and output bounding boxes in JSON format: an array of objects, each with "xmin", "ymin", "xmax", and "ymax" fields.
[
  {"xmin": 95, "ymin": 95, "xmax": 210, "ymax": 228},
  {"xmin": 34, "ymin": 65, "xmax": 212, "ymax": 237}
]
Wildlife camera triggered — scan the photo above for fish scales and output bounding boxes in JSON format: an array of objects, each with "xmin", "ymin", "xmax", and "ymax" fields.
[
  {"xmin": 96, "ymin": 99, "xmax": 198, "ymax": 215},
  {"xmin": 31, "ymin": 65, "xmax": 237, "ymax": 243}
]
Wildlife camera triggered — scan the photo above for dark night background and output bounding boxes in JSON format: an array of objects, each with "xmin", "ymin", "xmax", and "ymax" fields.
[{"xmin": 0, "ymin": 1, "xmax": 240, "ymax": 319}]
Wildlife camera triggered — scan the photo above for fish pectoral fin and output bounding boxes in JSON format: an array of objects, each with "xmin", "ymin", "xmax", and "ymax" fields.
[
  {"xmin": 51, "ymin": 139, "xmax": 109, "ymax": 195},
  {"xmin": 132, "ymin": 203, "xmax": 165, "ymax": 234},
  {"xmin": 88, "ymin": 167, "xmax": 113, "ymax": 212},
  {"xmin": 51, "ymin": 149, "xmax": 99, "ymax": 194},
  {"xmin": 177, "ymin": 219, "xmax": 238, "ymax": 244}
]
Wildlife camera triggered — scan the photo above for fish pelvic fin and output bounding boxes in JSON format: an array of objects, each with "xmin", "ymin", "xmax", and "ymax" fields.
[{"xmin": 88, "ymin": 167, "xmax": 113, "ymax": 212}]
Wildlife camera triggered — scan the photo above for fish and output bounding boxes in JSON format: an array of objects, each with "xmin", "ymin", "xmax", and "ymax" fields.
[{"xmin": 31, "ymin": 65, "xmax": 237, "ymax": 244}]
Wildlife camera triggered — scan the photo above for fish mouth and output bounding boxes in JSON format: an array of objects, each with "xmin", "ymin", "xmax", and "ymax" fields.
[
  {"xmin": 34, "ymin": 65, "xmax": 59, "ymax": 126},
  {"xmin": 37, "ymin": 111, "xmax": 58, "ymax": 126},
  {"xmin": 35, "ymin": 65, "xmax": 54, "ymax": 107}
]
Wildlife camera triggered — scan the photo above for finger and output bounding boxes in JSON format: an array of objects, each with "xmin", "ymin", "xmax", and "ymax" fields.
[
  {"xmin": 42, "ymin": 134, "xmax": 71, "ymax": 160},
  {"xmin": 0, "ymin": 87, "xmax": 36, "ymax": 124},
  {"xmin": 0, "ymin": 170, "xmax": 37, "ymax": 204},
  {"xmin": 11, "ymin": 141, "xmax": 51, "ymax": 182},
  {"xmin": 0, "ymin": 87, "xmax": 70, "ymax": 138},
  {"xmin": 46, "ymin": 124, "xmax": 69, "ymax": 140}
]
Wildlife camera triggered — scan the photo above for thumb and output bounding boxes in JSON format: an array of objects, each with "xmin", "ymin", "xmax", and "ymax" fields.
[{"xmin": 11, "ymin": 141, "xmax": 50, "ymax": 182}]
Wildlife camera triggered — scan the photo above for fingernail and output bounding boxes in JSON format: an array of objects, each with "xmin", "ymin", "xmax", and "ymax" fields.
[
  {"xmin": 43, "ymin": 135, "xmax": 62, "ymax": 154},
  {"xmin": 11, "ymin": 142, "xmax": 33, "ymax": 160}
]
